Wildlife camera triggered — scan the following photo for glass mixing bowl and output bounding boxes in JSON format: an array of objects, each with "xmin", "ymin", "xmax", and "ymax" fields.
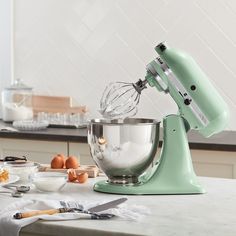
[
  {"xmin": 30, "ymin": 172, "xmax": 67, "ymax": 192},
  {"xmin": 4, "ymin": 161, "xmax": 39, "ymax": 184},
  {"xmin": 87, "ymin": 118, "xmax": 160, "ymax": 184}
]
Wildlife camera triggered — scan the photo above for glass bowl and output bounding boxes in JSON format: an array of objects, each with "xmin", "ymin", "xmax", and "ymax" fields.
[
  {"xmin": 4, "ymin": 161, "xmax": 39, "ymax": 184},
  {"xmin": 30, "ymin": 172, "xmax": 68, "ymax": 192},
  {"xmin": 13, "ymin": 120, "xmax": 49, "ymax": 131}
]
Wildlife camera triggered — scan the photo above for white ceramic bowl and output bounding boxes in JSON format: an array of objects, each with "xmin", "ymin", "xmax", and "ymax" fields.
[{"xmin": 31, "ymin": 172, "xmax": 67, "ymax": 192}]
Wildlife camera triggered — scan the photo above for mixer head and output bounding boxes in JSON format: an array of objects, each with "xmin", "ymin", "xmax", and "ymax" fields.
[
  {"xmin": 144, "ymin": 42, "xmax": 229, "ymax": 137},
  {"xmin": 100, "ymin": 42, "xmax": 229, "ymax": 137},
  {"xmin": 99, "ymin": 80, "xmax": 147, "ymax": 119}
]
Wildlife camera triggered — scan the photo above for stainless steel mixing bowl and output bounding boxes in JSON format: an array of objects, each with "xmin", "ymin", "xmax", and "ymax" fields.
[{"xmin": 87, "ymin": 118, "xmax": 160, "ymax": 184}]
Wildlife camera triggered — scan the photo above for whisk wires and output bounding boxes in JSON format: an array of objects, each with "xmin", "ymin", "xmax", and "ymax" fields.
[{"xmin": 99, "ymin": 81, "xmax": 145, "ymax": 119}]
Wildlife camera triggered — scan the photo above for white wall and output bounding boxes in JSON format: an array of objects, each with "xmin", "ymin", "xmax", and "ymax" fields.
[
  {"xmin": 0, "ymin": 0, "xmax": 12, "ymax": 95},
  {"xmin": 12, "ymin": 0, "xmax": 236, "ymax": 130}
]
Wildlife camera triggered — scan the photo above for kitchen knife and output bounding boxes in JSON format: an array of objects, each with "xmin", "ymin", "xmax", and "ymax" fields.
[
  {"xmin": 14, "ymin": 198, "xmax": 128, "ymax": 219},
  {"xmin": 87, "ymin": 197, "xmax": 127, "ymax": 213}
]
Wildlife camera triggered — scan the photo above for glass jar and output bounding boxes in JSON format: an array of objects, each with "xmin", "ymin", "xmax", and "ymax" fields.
[{"xmin": 2, "ymin": 79, "xmax": 33, "ymax": 122}]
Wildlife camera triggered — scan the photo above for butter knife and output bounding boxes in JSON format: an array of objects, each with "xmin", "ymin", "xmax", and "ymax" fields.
[
  {"xmin": 87, "ymin": 197, "xmax": 127, "ymax": 213},
  {"xmin": 14, "ymin": 198, "xmax": 128, "ymax": 219}
]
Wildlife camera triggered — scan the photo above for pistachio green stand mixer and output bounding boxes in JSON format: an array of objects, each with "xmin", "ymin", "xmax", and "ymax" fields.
[{"xmin": 88, "ymin": 42, "xmax": 229, "ymax": 195}]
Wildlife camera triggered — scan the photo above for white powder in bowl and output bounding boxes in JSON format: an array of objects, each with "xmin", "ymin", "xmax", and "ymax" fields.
[{"xmin": 32, "ymin": 173, "xmax": 67, "ymax": 192}]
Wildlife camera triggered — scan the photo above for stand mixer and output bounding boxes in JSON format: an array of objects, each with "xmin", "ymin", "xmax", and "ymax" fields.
[{"xmin": 88, "ymin": 42, "xmax": 229, "ymax": 195}]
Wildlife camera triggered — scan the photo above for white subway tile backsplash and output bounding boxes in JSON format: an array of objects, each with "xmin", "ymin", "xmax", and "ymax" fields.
[
  {"xmin": 139, "ymin": 0, "xmax": 167, "ymax": 27},
  {"xmin": 221, "ymin": 0, "xmax": 236, "ymax": 13},
  {"xmin": 82, "ymin": 0, "xmax": 114, "ymax": 31},
  {"xmin": 13, "ymin": 0, "xmax": 236, "ymax": 130},
  {"xmin": 117, "ymin": 0, "xmax": 166, "ymax": 42},
  {"xmin": 154, "ymin": 0, "xmax": 192, "ymax": 32},
  {"xmin": 79, "ymin": 6, "xmax": 119, "ymax": 57},
  {"xmin": 195, "ymin": 0, "xmax": 236, "ymax": 45},
  {"xmin": 74, "ymin": 0, "xmax": 96, "ymax": 18},
  {"xmin": 65, "ymin": 13, "xmax": 91, "ymax": 45}
]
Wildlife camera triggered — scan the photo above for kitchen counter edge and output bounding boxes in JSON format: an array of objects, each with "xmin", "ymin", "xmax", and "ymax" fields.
[{"xmin": 0, "ymin": 121, "xmax": 235, "ymax": 151}]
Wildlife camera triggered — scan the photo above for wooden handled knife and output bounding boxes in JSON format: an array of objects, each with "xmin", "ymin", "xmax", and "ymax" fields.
[{"xmin": 14, "ymin": 197, "xmax": 128, "ymax": 219}]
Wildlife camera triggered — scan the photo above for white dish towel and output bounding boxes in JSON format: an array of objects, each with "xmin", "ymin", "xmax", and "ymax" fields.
[{"xmin": 0, "ymin": 198, "xmax": 149, "ymax": 236}]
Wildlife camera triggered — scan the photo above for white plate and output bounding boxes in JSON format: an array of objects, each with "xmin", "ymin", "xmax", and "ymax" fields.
[{"xmin": 0, "ymin": 174, "xmax": 19, "ymax": 186}]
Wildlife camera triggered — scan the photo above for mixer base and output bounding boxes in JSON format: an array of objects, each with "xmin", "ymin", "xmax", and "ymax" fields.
[{"xmin": 93, "ymin": 179, "xmax": 205, "ymax": 195}]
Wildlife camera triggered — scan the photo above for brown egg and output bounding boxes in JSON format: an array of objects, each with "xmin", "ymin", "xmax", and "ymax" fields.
[
  {"xmin": 65, "ymin": 156, "xmax": 79, "ymax": 169},
  {"xmin": 67, "ymin": 169, "xmax": 77, "ymax": 182},
  {"xmin": 57, "ymin": 154, "xmax": 66, "ymax": 168},
  {"xmin": 77, "ymin": 172, "xmax": 88, "ymax": 183},
  {"xmin": 51, "ymin": 154, "xmax": 65, "ymax": 169}
]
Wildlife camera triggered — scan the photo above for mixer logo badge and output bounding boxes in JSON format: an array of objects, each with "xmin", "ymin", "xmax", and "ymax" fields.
[{"xmin": 157, "ymin": 57, "xmax": 163, "ymax": 64}]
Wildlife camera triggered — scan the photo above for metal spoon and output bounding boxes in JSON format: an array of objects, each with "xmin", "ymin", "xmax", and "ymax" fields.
[
  {"xmin": 0, "ymin": 191, "xmax": 23, "ymax": 198},
  {"xmin": 11, "ymin": 191, "xmax": 24, "ymax": 197},
  {"xmin": 4, "ymin": 185, "xmax": 30, "ymax": 193}
]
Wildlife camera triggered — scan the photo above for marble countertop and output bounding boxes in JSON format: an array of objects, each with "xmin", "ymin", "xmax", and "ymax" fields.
[
  {"xmin": 0, "ymin": 176, "xmax": 236, "ymax": 236},
  {"xmin": 0, "ymin": 120, "xmax": 235, "ymax": 151}
]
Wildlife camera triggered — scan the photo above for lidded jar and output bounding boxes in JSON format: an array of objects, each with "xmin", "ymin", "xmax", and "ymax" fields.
[{"xmin": 2, "ymin": 79, "xmax": 33, "ymax": 122}]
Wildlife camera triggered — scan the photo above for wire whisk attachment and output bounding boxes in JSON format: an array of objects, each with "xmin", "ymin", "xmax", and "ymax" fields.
[{"xmin": 99, "ymin": 79, "xmax": 147, "ymax": 119}]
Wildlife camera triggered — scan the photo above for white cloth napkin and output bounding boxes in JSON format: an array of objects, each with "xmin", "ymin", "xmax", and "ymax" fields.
[{"xmin": 0, "ymin": 198, "xmax": 149, "ymax": 236}]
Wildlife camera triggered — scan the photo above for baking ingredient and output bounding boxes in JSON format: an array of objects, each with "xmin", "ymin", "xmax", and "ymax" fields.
[
  {"xmin": 77, "ymin": 172, "xmax": 88, "ymax": 183},
  {"xmin": 65, "ymin": 156, "xmax": 79, "ymax": 169},
  {"xmin": 67, "ymin": 169, "xmax": 88, "ymax": 183},
  {"xmin": 2, "ymin": 103, "xmax": 33, "ymax": 122},
  {"xmin": 98, "ymin": 137, "xmax": 107, "ymax": 145},
  {"xmin": 58, "ymin": 154, "xmax": 66, "ymax": 168},
  {"xmin": 68, "ymin": 169, "xmax": 77, "ymax": 182},
  {"xmin": 33, "ymin": 177, "xmax": 66, "ymax": 192},
  {"xmin": 0, "ymin": 169, "xmax": 9, "ymax": 182},
  {"xmin": 51, "ymin": 154, "xmax": 65, "ymax": 169}
]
